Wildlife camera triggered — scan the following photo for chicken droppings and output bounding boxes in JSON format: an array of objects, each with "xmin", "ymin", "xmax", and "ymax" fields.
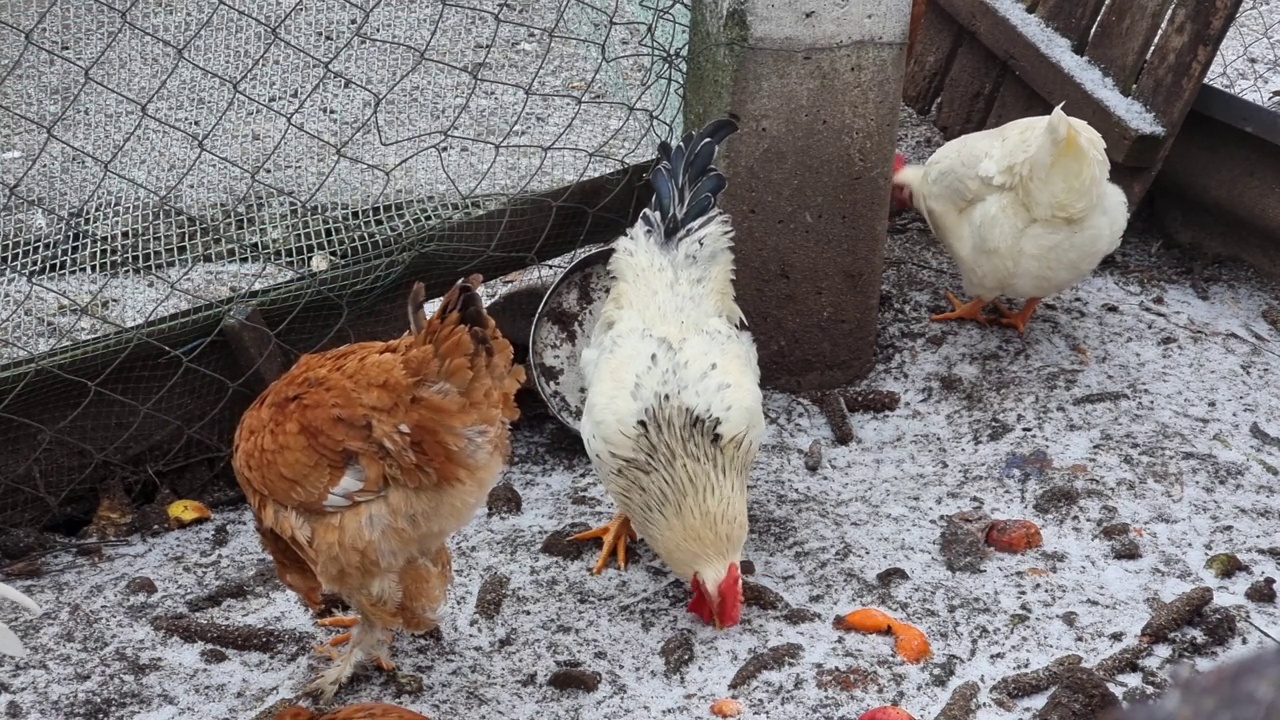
[
  {"xmin": 728, "ymin": 643, "xmax": 804, "ymax": 689},
  {"xmin": 1139, "ymin": 586, "xmax": 1214, "ymax": 643},
  {"xmin": 932, "ymin": 681, "xmax": 979, "ymax": 720},
  {"xmin": 547, "ymin": 667, "xmax": 601, "ymax": 693},
  {"xmin": 990, "ymin": 654, "xmax": 1083, "ymax": 704}
]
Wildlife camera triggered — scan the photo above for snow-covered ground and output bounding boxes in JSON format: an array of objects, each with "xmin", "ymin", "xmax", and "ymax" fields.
[
  {"xmin": 1209, "ymin": 0, "xmax": 1280, "ymax": 107},
  {"xmin": 1, "ymin": 108, "xmax": 1278, "ymax": 720}
]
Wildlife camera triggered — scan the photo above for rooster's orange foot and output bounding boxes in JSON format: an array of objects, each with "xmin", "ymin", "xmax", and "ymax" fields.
[
  {"xmin": 570, "ymin": 513, "xmax": 637, "ymax": 574},
  {"xmin": 930, "ymin": 291, "xmax": 992, "ymax": 325},
  {"xmin": 992, "ymin": 298, "xmax": 1042, "ymax": 336}
]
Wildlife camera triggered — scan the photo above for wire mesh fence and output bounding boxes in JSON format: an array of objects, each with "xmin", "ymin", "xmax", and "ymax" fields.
[
  {"xmin": 1207, "ymin": 0, "xmax": 1280, "ymax": 109},
  {"xmin": 0, "ymin": 0, "xmax": 690, "ymax": 530}
]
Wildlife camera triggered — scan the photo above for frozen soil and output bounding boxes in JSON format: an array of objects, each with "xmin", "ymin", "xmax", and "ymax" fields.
[{"xmin": 1, "ymin": 110, "xmax": 1279, "ymax": 720}]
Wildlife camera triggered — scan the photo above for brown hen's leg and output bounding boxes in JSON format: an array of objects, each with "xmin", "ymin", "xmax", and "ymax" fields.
[
  {"xmin": 570, "ymin": 513, "xmax": 637, "ymax": 574},
  {"xmin": 930, "ymin": 291, "xmax": 991, "ymax": 325},
  {"xmin": 307, "ymin": 618, "xmax": 394, "ymax": 701},
  {"xmin": 314, "ymin": 616, "xmax": 395, "ymax": 671},
  {"xmin": 992, "ymin": 298, "xmax": 1041, "ymax": 335}
]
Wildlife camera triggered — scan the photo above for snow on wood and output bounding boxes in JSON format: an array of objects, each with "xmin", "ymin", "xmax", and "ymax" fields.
[{"xmin": 986, "ymin": 0, "xmax": 1166, "ymax": 135}]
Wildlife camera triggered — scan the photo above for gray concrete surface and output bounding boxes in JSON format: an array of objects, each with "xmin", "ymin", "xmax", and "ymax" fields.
[{"xmin": 688, "ymin": 0, "xmax": 909, "ymax": 391}]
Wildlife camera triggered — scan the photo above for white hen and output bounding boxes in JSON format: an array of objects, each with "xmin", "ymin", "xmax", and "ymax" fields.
[
  {"xmin": 0, "ymin": 581, "xmax": 40, "ymax": 658},
  {"xmin": 572, "ymin": 116, "xmax": 765, "ymax": 629},
  {"xmin": 891, "ymin": 104, "xmax": 1129, "ymax": 334}
]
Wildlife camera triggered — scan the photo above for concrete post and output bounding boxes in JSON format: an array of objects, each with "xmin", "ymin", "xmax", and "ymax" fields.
[{"xmin": 687, "ymin": 0, "xmax": 910, "ymax": 392}]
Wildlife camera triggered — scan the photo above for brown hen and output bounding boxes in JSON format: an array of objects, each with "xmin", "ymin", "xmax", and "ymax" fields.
[{"xmin": 233, "ymin": 274, "xmax": 524, "ymax": 699}]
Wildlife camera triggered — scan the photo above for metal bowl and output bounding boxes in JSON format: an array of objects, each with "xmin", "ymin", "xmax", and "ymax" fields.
[{"xmin": 527, "ymin": 246, "xmax": 615, "ymax": 433}]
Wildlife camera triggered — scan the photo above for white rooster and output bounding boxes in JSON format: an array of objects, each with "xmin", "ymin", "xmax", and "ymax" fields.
[
  {"xmin": 571, "ymin": 116, "xmax": 765, "ymax": 629},
  {"xmin": 890, "ymin": 104, "xmax": 1129, "ymax": 334},
  {"xmin": 0, "ymin": 581, "xmax": 40, "ymax": 658}
]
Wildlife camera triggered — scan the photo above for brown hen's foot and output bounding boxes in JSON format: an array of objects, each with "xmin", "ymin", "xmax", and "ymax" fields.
[
  {"xmin": 992, "ymin": 297, "xmax": 1041, "ymax": 336},
  {"xmin": 930, "ymin": 291, "xmax": 992, "ymax": 325},
  {"xmin": 313, "ymin": 617, "xmax": 396, "ymax": 671},
  {"xmin": 570, "ymin": 513, "xmax": 637, "ymax": 574},
  {"xmin": 317, "ymin": 615, "xmax": 359, "ymax": 629}
]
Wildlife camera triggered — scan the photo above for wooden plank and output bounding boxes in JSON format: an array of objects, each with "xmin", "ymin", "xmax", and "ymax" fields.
[
  {"xmin": 908, "ymin": 0, "xmax": 926, "ymax": 61},
  {"xmin": 220, "ymin": 304, "xmax": 288, "ymax": 394},
  {"xmin": 1193, "ymin": 83, "xmax": 1280, "ymax": 146},
  {"xmin": 903, "ymin": 0, "xmax": 964, "ymax": 115},
  {"xmin": 1085, "ymin": 0, "xmax": 1176, "ymax": 93},
  {"xmin": 977, "ymin": 0, "xmax": 1080, "ymax": 134},
  {"xmin": 934, "ymin": 33, "xmax": 1006, "ymax": 139},
  {"xmin": 986, "ymin": 72, "xmax": 1052, "ymax": 127},
  {"xmin": 1036, "ymin": 0, "xmax": 1108, "ymax": 51},
  {"xmin": 1120, "ymin": 0, "xmax": 1245, "ymax": 204},
  {"xmin": 932, "ymin": 0, "xmax": 1165, "ymax": 166},
  {"xmin": 1135, "ymin": 0, "xmax": 1244, "ymax": 125}
]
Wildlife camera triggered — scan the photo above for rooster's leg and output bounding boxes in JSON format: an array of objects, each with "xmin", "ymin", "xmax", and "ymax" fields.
[
  {"xmin": 992, "ymin": 298, "xmax": 1041, "ymax": 335},
  {"xmin": 930, "ymin": 291, "xmax": 992, "ymax": 325},
  {"xmin": 570, "ymin": 513, "xmax": 637, "ymax": 574}
]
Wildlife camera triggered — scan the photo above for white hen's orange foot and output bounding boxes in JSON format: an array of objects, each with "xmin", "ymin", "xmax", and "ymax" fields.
[
  {"xmin": 930, "ymin": 292, "xmax": 992, "ymax": 325},
  {"xmin": 570, "ymin": 513, "xmax": 637, "ymax": 574},
  {"xmin": 992, "ymin": 298, "xmax": 1041, "ymax": 335}
]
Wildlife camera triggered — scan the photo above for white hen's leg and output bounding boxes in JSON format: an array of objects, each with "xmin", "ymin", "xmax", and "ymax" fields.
[{"xmin": 930, "ymin": 291, "xmax": 992, "ymax": 324}]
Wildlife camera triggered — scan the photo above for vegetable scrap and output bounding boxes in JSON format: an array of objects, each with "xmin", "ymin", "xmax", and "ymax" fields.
[
  {"xmin": 834, "ymin": 607, "xmax": 932, "ymax": 663},
  {"xmin": 710, "ymin": 698, "xmax": 742, "ymax": 718},
  {"xmin": 856, "ymin": 706, "xmax": 915, "ymax": 720},
  {"xmin": 834, "ymin": 608, "xmax": 893, "ymax": 633},
  {"xmin": 167, "ymin": 499, "xmax": 212, "ymax": 529},
  {"xmin": 985, "ymin": 519, "xmax": 1043, "ymax": 553}
]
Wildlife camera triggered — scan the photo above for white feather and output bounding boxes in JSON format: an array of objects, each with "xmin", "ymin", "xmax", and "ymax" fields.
[
  {"xmin": 580, "ymin": 210, "xmax": 764, "ymax": 581},
  {"xmin": 0, "ymin": 624, "xmax": 27, "ymax": 659},
  {"xmin": 0, "ymin": 582, "xmax": 39, "ymax": 615},
  {"xmin": 0, "ymin": 581, "xmax": 40, "ymax": 659},
  {"xmin": 323, "ymin": 463, "xmax": 369, "ymax": 509}
]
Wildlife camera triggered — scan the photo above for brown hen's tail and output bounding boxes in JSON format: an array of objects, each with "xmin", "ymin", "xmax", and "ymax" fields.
[
  {"xmin": 408, "ymin": 274, "xmax": 494, "ymax": 351},
  {"xmin": 406, "ymin": 281, "xmax": 428, "ymax": 335}
]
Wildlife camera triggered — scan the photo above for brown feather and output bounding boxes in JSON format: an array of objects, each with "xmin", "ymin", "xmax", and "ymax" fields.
[{"xmin": 232, "ymin": 272, "xmax": 524, "ymax": 649}]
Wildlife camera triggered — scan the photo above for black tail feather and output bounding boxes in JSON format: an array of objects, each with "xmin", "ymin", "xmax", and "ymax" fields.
[{"xmin": 643, "ymin": 115, "xmax": 740, "ymax": 244}]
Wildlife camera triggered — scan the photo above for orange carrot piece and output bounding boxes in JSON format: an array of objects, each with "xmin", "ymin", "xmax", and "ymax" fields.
[
  {"xmin": 889, "ymin": 622, "xmax": 932, "ymax": 663},
  {"xmin": 834, "ymin": 607, "xmax": 894, "ymax": 633}
]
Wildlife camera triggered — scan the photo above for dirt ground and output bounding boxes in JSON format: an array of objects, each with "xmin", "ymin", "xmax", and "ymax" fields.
[{"xmin": 1, "ymin": 109, "xmax": 1279, "ymax": 720}]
